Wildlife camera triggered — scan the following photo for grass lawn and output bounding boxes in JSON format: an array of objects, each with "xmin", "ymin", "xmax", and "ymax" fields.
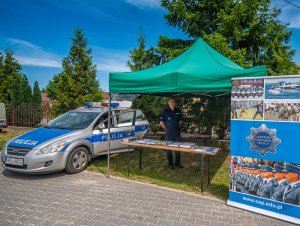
[
  {"xmin": 88, "ymin": 139, "xmax": 230, "ymax": 200},
  {"xmin": 1, "ymin": 128, "xmax": 230, "ymax": 200},
  {"xmin": 0, "ymin": 127, "xmax": 30, "ymax": 149}
]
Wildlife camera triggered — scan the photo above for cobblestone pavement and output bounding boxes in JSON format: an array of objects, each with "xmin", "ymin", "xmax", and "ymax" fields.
[{"xmin": 0, "ymin": 166, "xmax": 296, "ymax": 226}]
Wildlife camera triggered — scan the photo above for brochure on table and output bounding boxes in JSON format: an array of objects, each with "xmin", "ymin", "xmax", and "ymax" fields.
[
  {"xmin": 131, "ymin": 139, "xmax": 220, "ymax": 154},
  {"xmin": 228, "ymin": 75, "xmax": 300, "ymax": 224}
]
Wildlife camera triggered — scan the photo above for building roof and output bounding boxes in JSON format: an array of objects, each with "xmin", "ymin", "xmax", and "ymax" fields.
[
  {"xmin": 102, "ymin": 92, "xmax": 110, "ymax": 100},
  {"xmin": 41, "ymin": 92, "xmax": 53, "ymax": 103}
]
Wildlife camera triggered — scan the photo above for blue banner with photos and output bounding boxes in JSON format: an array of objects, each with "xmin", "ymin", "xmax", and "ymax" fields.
[{"xmin": 228, "ymin": 76, "xmax": 300, "ymax": 224}]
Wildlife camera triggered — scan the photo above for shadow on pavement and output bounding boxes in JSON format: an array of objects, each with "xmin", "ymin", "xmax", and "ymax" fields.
[{"xmin": 1, "ymin": 168, "xmax": 69, "ymax": 180}]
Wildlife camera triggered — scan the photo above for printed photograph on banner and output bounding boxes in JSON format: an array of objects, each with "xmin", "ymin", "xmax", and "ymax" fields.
[
  {"xmin": 231, "ymin": 100, "xmax": 264, "ymax": 120},
  {"xmin": 265, "ymin": 100, "xmax": 300, "ymax": 122},
  {"xmin": 230, "ymin": 156, "xmax": 300, "ymax": 206},
  {"xmin": 265, "ymin": 77, "xmax": 300, "ymax": 99},
  {"xmin": 232, "ymin": 78, "xmax": 264, "ymax": 99}
]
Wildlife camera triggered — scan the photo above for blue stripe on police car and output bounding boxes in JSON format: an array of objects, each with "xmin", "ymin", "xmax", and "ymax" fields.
[
  {"xmin": 85, "ymin": 130, "xmax": 135, "ymax": 143},
  {"xmin": 8, "ymin": 128, "xmax": 75, "ymax": 149},
  {"xmin": 135, "ymin": 124, "xmax": 149, "ymax": 132}
]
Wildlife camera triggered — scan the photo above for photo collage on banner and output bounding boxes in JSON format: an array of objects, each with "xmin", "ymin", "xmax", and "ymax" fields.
[
  {"xmin": 230, "ymin": 156, "xmax": 300, "ymax": 206},
  {"xmin": 264, "ymin": 77, "xmax": 300, "ymax": 122},
  {"xmin": 229, "ymin": 76, "xmax": 300, "ymax": 224},
  {"xmin": 231, "ymin": 78, "xmax": 264, "ymax": 120}
]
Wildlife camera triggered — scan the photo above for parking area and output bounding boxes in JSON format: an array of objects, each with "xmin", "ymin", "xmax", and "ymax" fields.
[{"xmin": 0, "ymin": 165, "xmax": 295, "ymax": 226}]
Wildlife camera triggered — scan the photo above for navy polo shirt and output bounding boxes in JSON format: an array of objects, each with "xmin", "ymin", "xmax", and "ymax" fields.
[{"xmin": 160, "ymin": 107, "xmax": 182, "ymax": 134}]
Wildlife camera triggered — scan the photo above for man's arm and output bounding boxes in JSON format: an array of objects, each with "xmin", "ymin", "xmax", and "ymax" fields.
[
  {"xmin": 179, "ymin": 109, "xmax": 183, "ymax": 128},
  {"xmin": 159, "ymin": 110, "xmax": 166, "ymax": 130},
  {"xmin": 160, "ymin": 120, "xmax": 166, "ymax": 130},
  {"xmin": 179, "ymin": 120, "xmax": 183, "ymax": 128}
]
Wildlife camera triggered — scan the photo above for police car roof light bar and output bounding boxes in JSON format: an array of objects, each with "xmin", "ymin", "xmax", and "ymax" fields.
[
  {"xmin": 84, "ymin": 102, "xmax": 119, "ymax": 108},
  {"xmin": 101, "ymin": 102, "xmax": 120, "ymax": 108},
  {"xmin": 83, "ymin": 102, "xmax": 93, "ymax": 108},
  {"xmin": 110, "ymin": 103, "xmax": 120, "ymax": 108}
]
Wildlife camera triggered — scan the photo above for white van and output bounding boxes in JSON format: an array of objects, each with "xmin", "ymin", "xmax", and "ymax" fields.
[{"xmin": 0, "ymin": 103, "xmax": 7, "ymax": 132}]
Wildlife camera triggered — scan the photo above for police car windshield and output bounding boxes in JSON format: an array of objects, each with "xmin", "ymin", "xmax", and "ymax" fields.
[{"xmin": 46, "ymin": 111, "xmax": 99, "ymax": 130}]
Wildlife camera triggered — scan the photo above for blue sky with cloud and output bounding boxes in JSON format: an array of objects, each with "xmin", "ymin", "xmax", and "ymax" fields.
[{"xmin": 0, "ymin": 0, "xmax": 299, "ymax": 91}]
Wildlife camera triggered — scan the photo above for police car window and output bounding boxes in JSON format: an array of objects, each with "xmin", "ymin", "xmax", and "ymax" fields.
[
  {"xmin": 136, "ymin": 110, "xmax": 145, "ymax": 121},
  {"xmin": 115, "ymin": 110, "xmax": 145, "ymax": 125},
  {"xmin": 94, "ymin": 112, "xmax": 115, "ymax": 129},
  {"xmin": 47, "ymin": 111, "xmax": 99, "ymax": 130},
  {"xmin": 118, "ymin": 111, "xmax": 134, "ymax": 124}
]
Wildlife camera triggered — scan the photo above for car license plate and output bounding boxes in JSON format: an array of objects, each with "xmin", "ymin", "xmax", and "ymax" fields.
[{"xmin": 5, "ymin": 157, "xmax": 24, "ymax": 166}]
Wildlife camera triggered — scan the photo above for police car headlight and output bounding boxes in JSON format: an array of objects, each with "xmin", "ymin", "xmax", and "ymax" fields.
[{"xmin": 36, "ymin": 141, "xmax": 69, "ymax": 155}]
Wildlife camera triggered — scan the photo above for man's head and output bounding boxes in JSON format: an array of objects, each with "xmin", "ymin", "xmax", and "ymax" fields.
[
  {"xmin": 274, "ymin": 172, "xmax": 287, "ymax": 181},
  {"xmin": 284, "ymin": 163, "xmax": 300, "ymax": 183},
  {"xmin": 253, "ymin": 170, "xmax": 260, "ymax": 175},
  {"xmin": 262, "ymin": 171, "xmax": 273, "ymax": 179},
  {"xmin": 168, "ymin": 97, "xmax": 176, "ymax": 110},
  {"xmin": 285, "ymin": 172, "xmax": 300, "ymax": 183}
]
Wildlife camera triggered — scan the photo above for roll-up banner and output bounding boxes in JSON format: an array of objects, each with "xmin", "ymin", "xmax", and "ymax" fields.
[{"xmin": 227, "ymin": 75, "xmax": 300, "ymax": 224}]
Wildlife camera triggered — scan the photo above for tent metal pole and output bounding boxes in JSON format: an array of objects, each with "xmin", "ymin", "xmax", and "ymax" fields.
[
  {"xmin": 107, "ymin": 93, "xmax": 112, "ymax": 178},
  {"xmin": 215, "ymin": 92, "xmax": 230, "ymax": 97}
]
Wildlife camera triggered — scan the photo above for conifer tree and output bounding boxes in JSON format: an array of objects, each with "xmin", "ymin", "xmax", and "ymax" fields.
[
  {"xmin": 0, "ymin": 50, "xmax": 23, "ymax": 105},
  {"xmin": 46, "ymin": 29, "xmax": 102, "ymax": 116},
  {"xmin": 32, "ymin": 81, "xmax": 43, "ymax": 125},
  {"xmin": 32, "ymin": 81, "xmax": 42, "ymax": 105}
]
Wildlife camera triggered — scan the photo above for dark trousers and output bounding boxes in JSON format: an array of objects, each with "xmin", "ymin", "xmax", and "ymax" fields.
[
  {"xmin": 232, "ymin": 110, "xmax": 237, "ymax": 119},
  {"xmin": 165, "ymin": 132, "xmax": 181, "ymax": 166},
  {"xmin": 253, "ymin": 111, "xmax": 263, "ymax": 119}
]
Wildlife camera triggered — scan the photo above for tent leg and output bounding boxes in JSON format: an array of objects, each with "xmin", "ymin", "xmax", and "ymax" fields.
[
  {"xmin": 107, "ymin": 93, "xmax": 112, "ymax": 178},
  {"xmin": 200, "ymin": 154, "xmax": 204, "ymax": 193}
]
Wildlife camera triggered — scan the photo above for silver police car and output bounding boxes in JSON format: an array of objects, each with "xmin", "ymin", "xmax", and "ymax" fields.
[{"xmin": 1, "ymin": 102, "xmax": 149, "ymax": 174}]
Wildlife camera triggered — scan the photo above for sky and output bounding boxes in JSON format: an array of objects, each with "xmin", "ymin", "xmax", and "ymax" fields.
[{"xmin": 0, "ymin": 0, "xmax": 299, "ymax": 91}]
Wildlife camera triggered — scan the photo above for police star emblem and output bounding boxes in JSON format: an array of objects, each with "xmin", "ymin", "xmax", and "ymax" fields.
[{"xmin": 246, "ymin": 124, "xmax": 281, "ymax": 156}]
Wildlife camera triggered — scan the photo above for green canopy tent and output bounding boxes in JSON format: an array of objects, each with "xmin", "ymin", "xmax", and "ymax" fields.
[
  {"xmin": 109, "ymin": 38, "xmax": 267, "ymax": 95},
  {"xmin": 106, "ymin": 38, "xmax": 267, "ymax": 176}
]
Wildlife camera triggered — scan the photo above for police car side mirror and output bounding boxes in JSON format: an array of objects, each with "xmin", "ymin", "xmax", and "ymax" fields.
[{"xmin": 98, "ymin": 122, "xmax": 106, "ymax": 130}]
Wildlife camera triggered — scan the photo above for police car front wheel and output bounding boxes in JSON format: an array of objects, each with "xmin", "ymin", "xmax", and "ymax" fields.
[{"xmin": 65, "ymin": 147, "xmax": 90, "ymax": 174}]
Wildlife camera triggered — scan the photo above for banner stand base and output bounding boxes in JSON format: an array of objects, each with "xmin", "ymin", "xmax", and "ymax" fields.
[{"xmin": 227, "ymin": 200, "xmax": 300, "ymax": 225}]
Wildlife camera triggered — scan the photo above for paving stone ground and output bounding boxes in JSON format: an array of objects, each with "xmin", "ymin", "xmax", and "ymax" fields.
[{"xmin": 0, "ymin": 165, "xmax": 296, "ymax": 226}]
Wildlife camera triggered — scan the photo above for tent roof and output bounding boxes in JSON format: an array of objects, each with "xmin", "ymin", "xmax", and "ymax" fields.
[{"xmin": 109, "ymin": 38, "xmax": 266, "ymax": 95}]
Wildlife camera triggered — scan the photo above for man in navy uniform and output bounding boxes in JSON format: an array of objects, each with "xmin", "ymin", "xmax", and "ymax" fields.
[
  {"xmin": 259, "ymin": 165, "xmax": 277, "ymax": 199},
  {"xmin": 271, "ymin": 164, "xmax": 289, "ymax": 202},
  {"xmin": 235, "ymin": 166, "xmax": 244, "ymax": 192},
  {"xmin": 283, "ymin": 163, "xmax": 300, "ymax": 205},
  {"xmin": 244, "ymin": 168, "xmax": 255, "ymax": 193},
  {"xmin": 239, "ymin": 166, "xmax": 251, "ymax": 193},
  {"xmin": 231, "ymin": 165, "xmax": 241, "ymax": 191},
  {"xmin": 257, "ymin": 165, "xmax": 274, "ymax": 197},
  {"xmin": 247, "ymin": 165, "xmax": 261, "ymax": 195},
  {"xmin": 231, "ymin": 101, "xmax": 238, "ymax": 119},
  {"xmin": 253, "ymin": 101, "xmax": 263, "ymax": 119},
  {"xmin": 249, "ymin": 166, "xmax": 264, "ymax": 195},
  {"xmin": 160, "ymin": 97, "xmax": 183, "ymax": 169}
]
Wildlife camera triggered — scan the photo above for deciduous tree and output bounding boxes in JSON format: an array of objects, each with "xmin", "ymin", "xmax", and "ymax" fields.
[{"xmin": 161, "ymin": 0, "xmax": 299, "ymax": 74}]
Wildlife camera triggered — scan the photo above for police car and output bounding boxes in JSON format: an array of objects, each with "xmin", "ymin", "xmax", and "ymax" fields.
[{"xmin": 1, "ymin": 102, "xmax": 149, "ymax": 174}]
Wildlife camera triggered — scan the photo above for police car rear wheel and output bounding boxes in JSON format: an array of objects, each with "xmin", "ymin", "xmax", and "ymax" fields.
[{"xmin": 65, "ymin": 147, "xmax": 89, "ymax": 174}]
